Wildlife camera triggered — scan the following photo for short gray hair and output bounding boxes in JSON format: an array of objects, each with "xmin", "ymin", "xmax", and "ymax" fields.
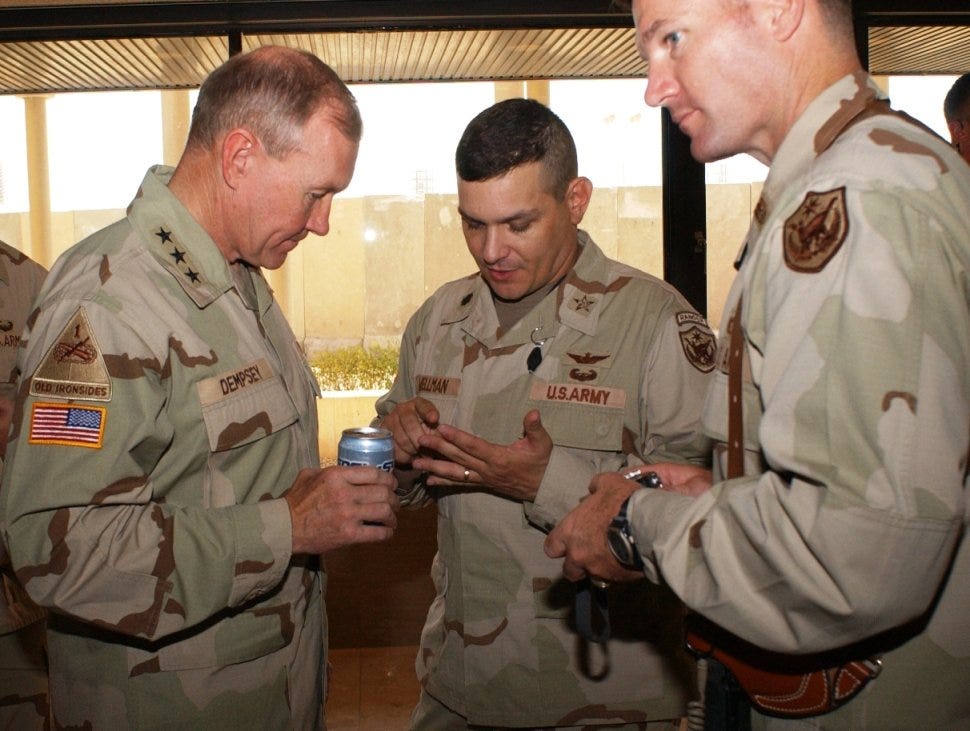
[{"xmin": 187, "ymin": 46, "xmax": 362, "ymax": 158}]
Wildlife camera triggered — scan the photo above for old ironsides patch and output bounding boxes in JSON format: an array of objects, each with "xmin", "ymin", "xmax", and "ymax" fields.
[
  {"xmin": 783, "ymin": 188, "xmax": 849, "ymax": 273},
  {"xmin": 676, "ymin": 311, "xmax": 716, "ymax": 373},
  {"xmin": 30, "ymin": 308, "xmax": 112, "ymax": 402}
]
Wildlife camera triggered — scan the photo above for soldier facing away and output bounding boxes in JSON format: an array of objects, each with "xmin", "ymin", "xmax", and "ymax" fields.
[
  {"xmin": 0, "ymin": 46, "xmax": 399, "ymax": 729},
  {"xmin": 0, "ymin": 239, "xmax": 48, "ymax": 729}
]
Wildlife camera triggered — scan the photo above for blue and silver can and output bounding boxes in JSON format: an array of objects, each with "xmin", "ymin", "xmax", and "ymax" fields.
[{"xmin": 337, "ymin": 427, "xmax": 394, "ymax": 472}]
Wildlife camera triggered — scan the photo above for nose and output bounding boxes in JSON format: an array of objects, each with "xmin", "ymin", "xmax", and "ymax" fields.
[
  {"xmin": 481, "ymin": 226, "xmax": 507, "ymax": 265},
  {"xmin": 306, "ymin": 197, "xmax": 332, "ymax": 237},
  {"xmin": 644, "ymin": 62, "xmax": 674, "ymax": 108}
]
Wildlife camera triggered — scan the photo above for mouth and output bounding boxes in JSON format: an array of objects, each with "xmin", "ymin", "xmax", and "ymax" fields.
[
  {"xmin": 485, "ymin": 267, "xmax": 517, "ymax": 283},
  {"xmin": 671, "ymin": 108, "xmax": 698, "ymax": 131}
]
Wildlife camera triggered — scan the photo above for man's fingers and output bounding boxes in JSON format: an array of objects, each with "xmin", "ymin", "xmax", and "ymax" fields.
[{"xmin": 543, "ymin": 531, "xmax": 565, "ymax": 558}]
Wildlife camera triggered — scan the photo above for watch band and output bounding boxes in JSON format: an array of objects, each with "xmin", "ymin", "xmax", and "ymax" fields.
[{"xmin": 608, "ymin": 493, "xmax": 645, "ymax": 571}]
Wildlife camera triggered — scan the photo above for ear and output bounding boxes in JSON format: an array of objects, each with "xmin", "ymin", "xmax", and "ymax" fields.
[
  {"xmin": 948, "ymin": 118, "xmax": 963, "ymax": 144},
  {"xmin": 565, "ymin": 176, "xmax": 593, "ymax": 225},
  {"xmin": 221, "ymin": 128, "xmax": 258, "ymax": 189},
  {"xmin": 761, "ymin": 0, "xmax": 804, "ymax": 42}
]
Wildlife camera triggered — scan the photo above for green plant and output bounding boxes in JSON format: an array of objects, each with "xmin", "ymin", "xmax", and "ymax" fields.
[{"xmin": 309, "ymin": 344, "xmax": 399, "ymax": 392}]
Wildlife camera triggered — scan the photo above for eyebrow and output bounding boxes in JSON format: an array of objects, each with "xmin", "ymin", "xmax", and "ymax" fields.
[
  {"xmin": 457, "ymin": 207, "xmax": 540, "ymax": 226},
  {"xmin": 639, "ymin": 18, "xmax": 667, "ymax": 44}
]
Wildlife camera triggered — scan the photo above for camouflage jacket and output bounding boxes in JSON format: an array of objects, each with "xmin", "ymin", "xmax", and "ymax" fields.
[
  {"xmin": 0, "ymin": 166, "xmax": 326, "ymax": 729},
  {"xmin": 0, "ymin": 239, "xmax": 47, "ymax": 636},
  {"xmin": 376, "ymin": 234, "xmax": 714, "ymax": 726},
  {"xmin": 630, "ymin": 73, "xmax": 970, "ymax": 728}
]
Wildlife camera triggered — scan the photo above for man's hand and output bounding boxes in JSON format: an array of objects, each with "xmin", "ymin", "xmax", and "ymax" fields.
[
  {"xmin": 285, "ymin": 466, "xmax": 399, "ymax": 554},
  {"xmin": 544, "ymin": 471, "xmax": 643, "ymax": 583},
  {"xmin": 412, "ymin": 409, "xmax": 552, "ymax": 501},
  {"xmin": 380, "ymin": 397, "xmax": 440, "ymax": 465},
  {"xmin": 647, "ymin": 462, "xmax": 713, "ymax": 497}
]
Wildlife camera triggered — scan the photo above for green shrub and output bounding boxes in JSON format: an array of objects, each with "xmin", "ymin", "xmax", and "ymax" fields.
[{"xmin": 309, "ymin": 345, "xmax": 399, "ymax": 392}]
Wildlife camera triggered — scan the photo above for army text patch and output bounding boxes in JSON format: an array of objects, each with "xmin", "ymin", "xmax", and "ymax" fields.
[
  {"xmin": 30, "ymin": 308, "xmax": 112, "ymax": 402},
  {"xmin": 783, "ymin": 188, "xmax": 848, "ymax": 273},
  {"xmin": 29, "ymin": 403, "xmax": 106, "ymax": 448},
  {"xmin": 530, "ymin": 381, "xmax": 626, "ymax": 409}
]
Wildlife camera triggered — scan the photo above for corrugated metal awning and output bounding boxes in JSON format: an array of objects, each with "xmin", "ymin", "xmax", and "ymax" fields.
[{"xmin": 0, "ymin": 2, "xmax": 967, "ymax": 95}]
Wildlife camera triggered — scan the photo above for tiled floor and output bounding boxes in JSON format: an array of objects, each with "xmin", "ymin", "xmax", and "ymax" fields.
[
  {"xmin": 326, "ymin": 645, "xmax": 420, "ymax": 730},
  {"xmin": 324, "ymin": 504, "xmax": 436, "ymax": 729}
]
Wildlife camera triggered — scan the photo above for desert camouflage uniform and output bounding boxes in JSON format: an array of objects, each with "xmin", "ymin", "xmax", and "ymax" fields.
[
  {"xmin": 0, "ymin": 166, "xmax": 326, "ymax": 729},
  {"xmin": 0, "ymin": 239, "xmax": 49, "ymax": 729},
  {"xmin": 377, "ymin": 234, "xmax": 715, "ymax": 727},
  {"xmin": 629, "ymin": 73, "xmax": 970, "ymax": 728}
]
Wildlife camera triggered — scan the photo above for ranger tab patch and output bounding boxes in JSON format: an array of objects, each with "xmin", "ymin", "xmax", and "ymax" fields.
[
  {"xmin": 784, "ymin": 188, "xmax": 848, "ymax": 273},
  {"xmin": 677, "ymin": 312, "xmax": 716, "ymax": 373},
  {"xmin": 29, "ymin": 402, "xmax": 106, "ymax": 448},
  {"xmin": 30, "ymin": 308, "xmax": 112, "ymax": 402}
]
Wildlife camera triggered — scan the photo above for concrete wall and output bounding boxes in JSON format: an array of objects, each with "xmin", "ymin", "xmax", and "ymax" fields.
[{"xmin": 0, "ymin": 182, "xmax": 760, "ymax": 348}]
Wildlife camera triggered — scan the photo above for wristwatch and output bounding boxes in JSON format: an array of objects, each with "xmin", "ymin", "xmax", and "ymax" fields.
[
  {"xmin": 607, "ymin": 495, "xmax": 645, "ymax": 571},
  {"xmin": 607, "ymin": 470, "xmax": 662, "ymax": 571}
]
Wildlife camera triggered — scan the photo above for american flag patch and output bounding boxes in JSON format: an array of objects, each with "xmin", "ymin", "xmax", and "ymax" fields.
[{"xmin": 29, "ymin": 403, "xmax": 106, "ymax": 449}]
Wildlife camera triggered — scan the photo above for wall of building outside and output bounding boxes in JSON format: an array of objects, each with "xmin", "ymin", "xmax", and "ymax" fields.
[{"xmin": 0, "ymin": 181, "xmax": 761, "ymax": 354}]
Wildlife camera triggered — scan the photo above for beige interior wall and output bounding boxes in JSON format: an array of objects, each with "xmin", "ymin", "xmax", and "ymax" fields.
[{"xmin": 3, "ymin": 183, "xmax": 756, "ymax": 346}]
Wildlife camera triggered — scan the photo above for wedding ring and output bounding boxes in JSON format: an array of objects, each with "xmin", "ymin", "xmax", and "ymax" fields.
[{"xmin": 463, "ymin": 468, "xmax": 470, "ymax": 482}]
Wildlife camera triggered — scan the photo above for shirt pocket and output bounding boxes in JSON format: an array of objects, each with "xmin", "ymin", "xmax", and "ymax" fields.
[
  {"xmin": 529, "ymin": 397, "xmax": 626, "ymax": 453},
  {"xmin": 198, "ymin": 365, "xmax": 300, "ymax": 452}
]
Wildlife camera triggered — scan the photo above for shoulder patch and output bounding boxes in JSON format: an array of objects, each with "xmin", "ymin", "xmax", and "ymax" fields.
[
  {"xmin": 784, "ymin": 188, "xmax": 848, "ymax": 273},
  {"xmin": 30, "ymin": 308, "xmax": 112, "ymax": 402},
  {"xmin": 676, "ymin": 311, "xmax": 716, "ymax": 373}
]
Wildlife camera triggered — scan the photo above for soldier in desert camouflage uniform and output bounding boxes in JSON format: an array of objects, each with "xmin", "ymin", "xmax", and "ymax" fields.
[
  {"xmin": 0, "ymin": 239, "xmax": 48, "ymax": 729},
  {"xmin": 548, "ymin": 0, "xmax": 970, "ymax": 728},
  {"xmin": 944, "ymin": 72, "xmax": 970, "ymax": 165},
  {"xmin": 0, "ymin": 47, "xmax": 398, "ymax": 729},
  {"xmin": 377, "ymin": 98, "xmax": 715, "ymax": 729}
]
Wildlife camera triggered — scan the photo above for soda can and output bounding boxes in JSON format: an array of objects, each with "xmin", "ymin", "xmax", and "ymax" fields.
[{"xmin": 337, "ymin": 427, "xmax": 394, "ymax": 472}]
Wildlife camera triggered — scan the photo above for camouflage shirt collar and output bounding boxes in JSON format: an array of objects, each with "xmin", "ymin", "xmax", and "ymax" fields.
[
  {"xmin": 127, "ymin": 165, "xmax": 234, "ymax": 309},
  {"xmin": 0, "ymin": 239, "xmax": 31, "ymax": 286},
  {"xmin": 759, "ymin": 72, "xmax": 884, "ymax": 220},
  {"xmin": 452, "ymin": 231, "xmax": 608, "ymax": 344}
]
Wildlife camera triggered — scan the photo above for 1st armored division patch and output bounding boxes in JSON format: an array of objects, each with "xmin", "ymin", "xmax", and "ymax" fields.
[
  {"xmin": 783, "ymin": 188, "xmax": 848, "ymax": 273},
  {"xmin": 29, "ymin": 307, "xmax": 112, "ymax": 402}
]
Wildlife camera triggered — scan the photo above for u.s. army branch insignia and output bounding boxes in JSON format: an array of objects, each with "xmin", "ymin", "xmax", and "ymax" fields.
[
  {"xmin": 784, "ymin": 188, "xmax": 848, "ymax": 273},
  {"xmin": 30, "ymin": 308, "xmax": 112, "ymax": 402},
  {"xmin": 677, "ymin": 311, "xmax": 716, "ymax": 373}
]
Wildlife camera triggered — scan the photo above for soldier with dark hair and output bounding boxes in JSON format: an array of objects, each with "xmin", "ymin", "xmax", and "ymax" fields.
[
  {"xmin": 378, "ymin": 97, "xmax": 715, "ymax": 729},
  {"xmin": 944, "ymin": 72, "xmax": 970, "ymax": 164},
  {"xmin": 0, "ymin": 46, "xmax": 398, "ymax": 729}
]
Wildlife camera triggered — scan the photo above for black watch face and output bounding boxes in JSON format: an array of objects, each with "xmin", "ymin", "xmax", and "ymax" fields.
[{"xmin": 607, "ymin": 526, "xmax": 635, "ymax": 568}]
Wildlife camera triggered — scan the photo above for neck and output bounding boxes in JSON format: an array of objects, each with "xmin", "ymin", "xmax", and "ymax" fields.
[{"xmin": 168, "ymin": 150, "xmax": 233, "ymax": 260}]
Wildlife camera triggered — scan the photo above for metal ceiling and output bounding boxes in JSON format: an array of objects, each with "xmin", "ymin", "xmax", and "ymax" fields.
[
  {"xmin": 0, "ymin": 2, "xmax": 967, "ymax": 95},
  {"xmin": 868, "ymin": 25, "xmax": 970, "ymax": 75}
]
